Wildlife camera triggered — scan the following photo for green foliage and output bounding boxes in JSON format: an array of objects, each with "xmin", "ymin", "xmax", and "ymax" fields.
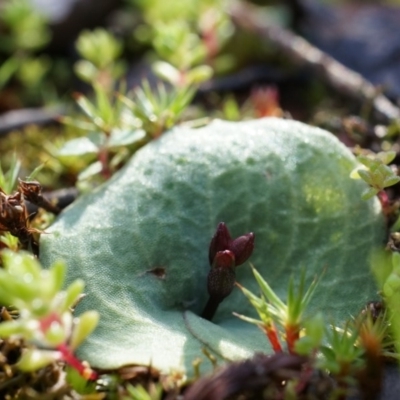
[
  {"xmin": 220, "ymin": 95, "xmax": 241, "ymax": 121},
  {"xmin": 75, "ymin": 28, "xmax": 126, "ymax": 89},
  {"xmin": 133, "ymin": 0, "xmax": 234, "ymax": 86},
  {"xmin": 67, "ymin": 85, "xmax": 126, "ymax": 134},
  {"xmin": 320, "ymin": 324, "xmax": 364, "ymax": 375},
  {"xmin": 59, "ymin": 78, "xmax": 195, "ymax": 188},
  {"xmin": 133, "ymin": 0, "xmax": 233, "ymax": 46},
  {"xmin": 0, "ymin": 55, "xmax": 19, "ymax": 89},
  {"xmin": 152, "ymin": 21, "xmax": 207, "ymax": 70},
  {"xmin": 0, "ymin": 125, "xmax": 81, "ymax": 189},
  {"xmin": 133, "ymin": 0, "xmax": 215, "ymax": 23},
  {"xmin": 0, "ymin": 232, "xmax": 19, "ymax": 252},
  {"xmin": 0, "ymin": 154, "xmax": 20, "ymax": 194},
  {"xmin": 0, "ymin": 0, "xmax": 50, "ymax": 52},
  {"xmin": 40, "ymin": 118, "xmax": 384, "ymax": 376},
  {"xmin": 66, "ymin": 366, "xmax": 97, "ymax": 395},
  {"xmin": 121, "ymin": 81, "xmax": 196, "ymax": 137},
  {"xmin": 153, "ymin": 61, "xmax": 212, "ymax": 87},
  {"xmin": 372, "ymin": 251, "xmax": 400, "ymax": 358},
  {"xmin": 294, "ymin": 313, "xmax": 325, "ymax": 354},
  {"xmin": 237, "ymin": 269, "xmax": 378, "ymax": 381},
  {"xmin": 236, "ymin": 267, "xmax": 319, "ymax": 352},
  {"xmin": 148, "ymin": 21, "xmax": 213, "ymax": 99},
  {"xmin": 76, "ymin": 28, "xmax": 123, "ymax": 70},
  {"xmin": 0, "ymin": 251, "xmax": 99, "ymax": 375},
  {"xmin": 59, "ymin": 84, "xmax": 147, "ymax": 189},
  {"xmin": 60, "ymin": 0, "xmax": 225, "ymax": 190},
  {"xmin": 16, "ymin": 55, "xmax": 51, "ymax": 87},
  {"xmin": 64, "ymin": 12, "xmax": 207, "ymax": 189},
  {"xmin": 0, "ymin": 0, "xmax": 394, "ymax": 394},
  {"xmin": 124, "ymin": 384, "xmax": 163, "ymax": 400},
  {"xmin": 0, "ymin": 0, "xmax": 52, "ymax": 93},
  {"xmin": 351, "ymin": 150, "xmax": 400, "ymax": 199}
]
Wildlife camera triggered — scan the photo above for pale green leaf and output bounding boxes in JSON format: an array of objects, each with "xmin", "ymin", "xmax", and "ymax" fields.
[
  {"xmin": 383, "ymin": 176, "xmax": 400, "ymax": 188},
  {"xmin": 361, "ymin": 187, "xmax": 379, "ymax": 200},
  {"xmin": 357, "ymin": 155, "xmax": 376, "ymax": 169},
  {"xmin": 17, "ymin": 349, "xmax": 57, "ymax": 372},
  {"xmin": 40, "ymin": 118, "xmax": 384, "ymax": 377},
  {"xmin": 48, "ymin": 260, "xmax": 66, "ymax": 296},
  {"xmin": 70, "ymin": 311, "xmax": 99, "ymax": 350},
  {"xmin": 152, "ymin": 61, "xmax": 181, "ymax": 85},
  {"xmin": 77, "ymin": 161, "xmax": 102, "ymax": 181},
  {"xmin": 185, "ymin": 65, "xmax": 213, "ymax": 85},
  {"xmin": 108, "ymin": 129, "xmax": 147, "ymax": 148},
  {"xmin": 74, "ymin": 60, "xmax": 98, "ymax": 83},
  {"xmin": 357, "ymin": 169, "xmax": 374, "ymax": 186},
  {"xmin": 62, "ymin": 279, "xmax": 85, "ymax": 312},
  {"xmin": 58, "ymin": 137, "xmax": 99, "ymax": 158},
  {"xmin": 377, "ymin": 151, "xmax": 396, "ymax": 165}
]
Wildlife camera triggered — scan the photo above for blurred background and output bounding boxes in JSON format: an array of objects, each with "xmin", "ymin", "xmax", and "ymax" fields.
[{"xmin": 1, "ymin": 0, "xmax": 400, "ymax": 192}]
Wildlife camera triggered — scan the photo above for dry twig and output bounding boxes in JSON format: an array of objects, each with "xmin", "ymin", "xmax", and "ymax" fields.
[{"xmin": 229, "ymin": 1, "xmax": 400, "ymax": 123}]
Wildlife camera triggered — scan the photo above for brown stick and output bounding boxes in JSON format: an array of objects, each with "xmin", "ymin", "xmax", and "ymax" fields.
[
  {"xmin": 0, "ymin": 108, "xmax": 62, "ymax": 137},
  {"xmin": 229, "ymin": 1, "xmax": 400, "ymax": 123}
]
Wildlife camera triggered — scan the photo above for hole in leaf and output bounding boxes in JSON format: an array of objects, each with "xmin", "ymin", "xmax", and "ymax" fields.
[{"xmin": 146, "ymin": 267, "xmax": 166, "ymax": 280}]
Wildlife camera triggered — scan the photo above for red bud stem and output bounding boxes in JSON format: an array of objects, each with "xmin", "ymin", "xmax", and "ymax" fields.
[{"xmin": 201, "ymin": 295, "xmax": 222, "ymax": 321}]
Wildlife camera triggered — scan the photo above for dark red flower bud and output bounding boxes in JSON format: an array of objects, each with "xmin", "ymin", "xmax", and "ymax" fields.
[
  {"xmin": 203, "ymin": 224, "xmax": 255, "ymax": 321},
  {"xmin": 208, "ymin": 222, "xmax": 232, "ymax": 265},
  {"xmin": 229, "ymin": 232, "xmax": 255, "ymax": 266},
  {"xmin": 208, "ymin": 250, "xmax": 236, "ymax": 300},
  {"xmin": 212, "ymin": 249, "xmax": 235, "ymax": 269}
]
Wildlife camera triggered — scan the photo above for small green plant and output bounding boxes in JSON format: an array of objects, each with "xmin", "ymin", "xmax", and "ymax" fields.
[
  {"xmin": 0, "ymin": 0, "xmax": 50, "ymax": 52},
  {"xmin": 350, "ymin": 150, "xmax": 400, "ymax": 200},
  {"xmin": 237, "ymin": 266, "xmax": 394, "ymax": 399},
  {"xmin": 75, "ymin": 28, "xmax": 126, "ymax": 91},
  {"xmin": 0, "ymin": 154, "xmax": 20, "ymax": 194},
  {"xmin": 0, "ymin": 0, "xmax": 52, "ymax": 100},
  {"xmin": 0, "ymin": 251, "xmax": 99, "ymax": 379},
  {"xmin": 60, "ymin": 15, "xmax": 209, "ymax": 190},
  {"xmin": 320, "ymin": 323, "xmax": 364, "ymax": 376},
  {"xmin": 59, "ymin": 79, "xmax": 198, "ymax": 190},
  {"xmin": 124, "ymin": 383, "xmax": 163, "ymax": 400},
  {"xmin": 59, "ymin": 84, "xmax": 147, "ymax": 189},
  {"xmin": 0, "ymin": 232, "xmax": 19, "ymax": 252},
  {"xmin": 150, "ymin": 21, "xmax": 212, "ymax": 87},
  {"xmin": 65, "ymin": 366, "xmax": 98, "ymax": 396},
  {"xmin": 133, "ymin": 0, "xmax": 233, "ymax": 84},
  {"xmin": 236, "ymin": 267, "xmax": 319, "ymax": 353},
  {"xmin": 372, "ymin": 251, "xmax": 400, "ymax": 359},
  {"xmin": 120, "ymin": 81, "xmax": 197, "ymax": 137}
]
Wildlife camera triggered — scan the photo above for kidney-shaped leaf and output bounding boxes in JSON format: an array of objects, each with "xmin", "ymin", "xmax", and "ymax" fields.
[{"xmin": 40, "ymin": 118, "xmax": 385, "ymax": 376}]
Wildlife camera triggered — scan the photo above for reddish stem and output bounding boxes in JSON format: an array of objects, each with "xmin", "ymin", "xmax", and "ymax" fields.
[
  {"xmin": 39, "ymin": 312, "xmax": 62, "ymax": 333},
  {"xmin": 263, "ymin": 322, "xmax": 283, "ymax": 353},
  {"xmin": 335, "ymin": 362, "xmax": 352, "ymax": 400},
  {"xmin": 98, "ymin": 148, "xmax": 112, "ymax": 180},
  {"xmin": 285, "ymin": 324, "xmax": 300, "ymax": 354},
  {"xmin": 378, "ymin": 190, "xmax": 391, "ymax": 216},
  {"xmin": 295, "ymin": 352, "xmax": 317, "ymax": 394},
  {"xmin": 57, "ymin": 343, "xmax": 98, "ymax": 380}
]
